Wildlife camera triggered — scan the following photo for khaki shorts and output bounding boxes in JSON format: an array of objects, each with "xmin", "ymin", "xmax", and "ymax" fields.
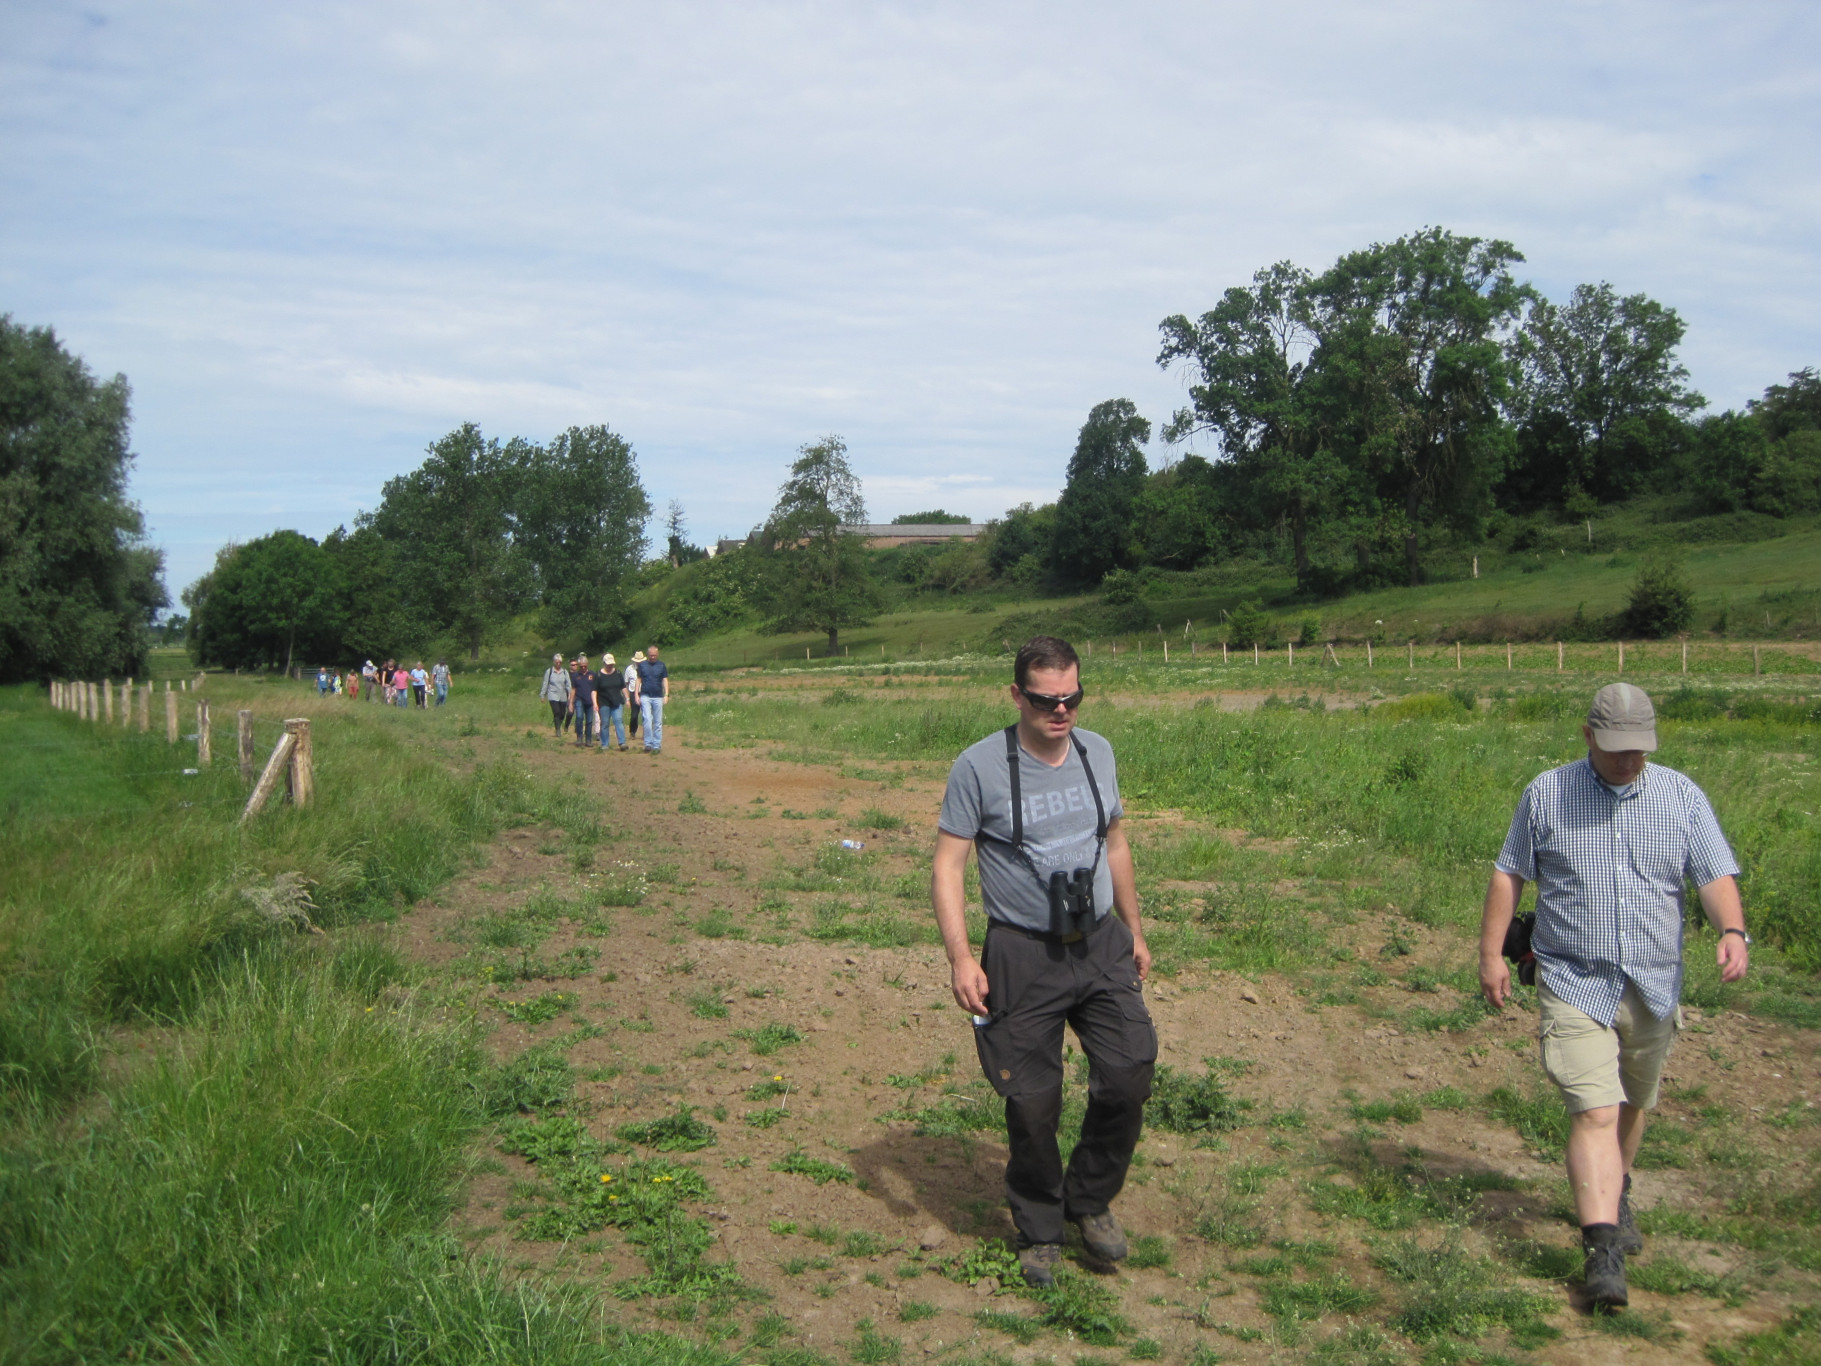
[{"xmin": 1538, "ymin": 982, "xmax": 1679, "ymax": 1113}]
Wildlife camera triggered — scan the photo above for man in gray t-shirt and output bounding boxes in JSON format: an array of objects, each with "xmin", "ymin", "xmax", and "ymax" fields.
[
  {"xmin": 939, "ymin": 726, "xmax": 1123, "ymax": 934},
  {"xmin": 933, "ymin": 636, "xmax": 1156, "ymax": 1288}
]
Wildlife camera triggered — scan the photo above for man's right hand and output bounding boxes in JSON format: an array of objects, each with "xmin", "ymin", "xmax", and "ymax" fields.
[
  {"xmin": 951, "ymin": 957, "xmax": 989, "ymax": 1016},
  {"xmin": 1479, "ymin": 955, "xmax": 1511, "ymax": 1010}
]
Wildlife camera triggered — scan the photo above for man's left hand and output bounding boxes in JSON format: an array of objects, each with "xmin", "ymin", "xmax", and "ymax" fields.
[
  {"xmin": 1130, "ymin": 930, "xmax": 1152, "ymax": 981},
  {"xmin": 1717, "ymin": 933, "xmax": 1749, "ymax": 984}
]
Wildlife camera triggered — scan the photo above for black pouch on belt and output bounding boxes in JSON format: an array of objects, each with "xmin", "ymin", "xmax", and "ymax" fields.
[{"xmin": 1502, "ymin": 911, "xmax": 1537, "ymax": 987}]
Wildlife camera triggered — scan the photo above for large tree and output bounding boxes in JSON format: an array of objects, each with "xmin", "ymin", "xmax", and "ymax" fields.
[
  {"xmin": 363, "ymin": 424, "xmax": 529, "ymax": 659},
  {"xmin": 1308, "ymin": 228, "xmax": 1530, "ymax": 586},
  {"xmin": 0, "ymin": 317, "xmax": 166, "ymax": 681},
  {"xmin": 1048, "ymin": 399, "xmax": 1151, "ymax": 584},
  {"xmin": 1157, "ymin": 262, "xmax": 1349, "ymax": 589},
  {"xmin": 1503, "ymin": 282, "xmax": 1703, "ymax": 507},
  {"xmin": 185, "ymin": 531, "xmax": 342, "ymax": 671},
  {"xmin": 513, "ymin": 424, "xmax": 650, "ymax": 645},
  {"xmin": 760, "ymin": 435, "xmax": 878, "ymax": 655}
]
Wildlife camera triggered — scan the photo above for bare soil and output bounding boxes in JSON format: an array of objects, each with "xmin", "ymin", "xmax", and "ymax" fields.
[{"xmin": 396, "ymin": 712, "xmax": 1819, "ymax": 1364}]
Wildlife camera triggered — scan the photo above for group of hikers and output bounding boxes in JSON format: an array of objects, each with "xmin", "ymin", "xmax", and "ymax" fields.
[
  {"xmin": 316, "ymin": 659, "xmax": 451, "ymax": 707},
  {"xmin": 540, "ymin": 644, "xmax": 670, "ymax": 754}
]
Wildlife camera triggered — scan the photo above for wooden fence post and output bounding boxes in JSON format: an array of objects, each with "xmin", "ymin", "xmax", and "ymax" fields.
[
  {"xmin": 284, "ymin": 719, "xmax": 313, "ymax": 808},
  {"xmin": 1618, "ymin": 641, "xmax": 1625, "ymax": 674},
  {"xmin": 241, "ymin": 732, "xmax": 297, "ymax": 823},
  {"xmin": 1682, "ymin": 639, "xmax": 1688, "ymax": 674},
  {"xmin": 1754, "ymin": 644, "xmax": 1761, "ymax": 675},
  {"xmin": 1253, "ymin": 644, "xmax": 1259, "ymax": 665},
  {"xmin": 1367, "ymin": 641, "xmax": 1373, "ymax": 668},
  {"xmin": 1455, "ymin": 642, "xmax": 1462, "ymax": 670},
  {"xmin": 1287, "ymin": 642, "xmax": 1294, "ymax": 667},
  {"xmin": 164, "ymin": 685, "xmax": 178, "ymax": 743},
  {"xmin": 1325, "ymin": 643, "xmax": 1339, "ymax": 667},
  {"xmin": 138, "ymin": 683, "xmax": 151, "ymax": 731},
  {"xmin": 1556, "ymin": 641, "xmax": 1563, "ymax": 672},
  {"xmin": 239, "ymin": 710, "xmax": 255, "ymax": 782},
  {"xmin": 103, "ymin": 679, "xmax": 113, "ymax": 724},
  {"xmin": 1506, "ymin": 643, "xmax": 1512, "ymax": 671},
  {"xmin": 196, "ymin": 701, "xmax": 211, "ymax": 767},
  {"xmin": 123, "ymin": 677, "xmax": 134, "ymax": 726},
  {"xmin": 1408, "ymin": 640, "xmax": 1414, "ymax": 668}
]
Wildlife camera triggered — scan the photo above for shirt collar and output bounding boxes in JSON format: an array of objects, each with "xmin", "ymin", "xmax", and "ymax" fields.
[{"xmin": 1584, "ymin": 755, "xmax": 1647, "ymax": 800}]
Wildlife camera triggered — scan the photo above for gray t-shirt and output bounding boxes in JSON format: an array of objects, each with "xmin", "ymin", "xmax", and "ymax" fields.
[{"xmin": 939, "ymin": 726, "xmax": 1123, "ymax": 932}]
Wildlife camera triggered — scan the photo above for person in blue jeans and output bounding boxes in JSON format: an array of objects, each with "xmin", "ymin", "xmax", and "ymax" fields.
[
  {"xmin": 597, "ymin": 653, "xmax": 629, "ymax": 751},
  {"xmin": 636, "ymin": 644, "xmax": 670, "ymax": 753},
  {"xmin": 432, "ymin": 660, "xmax": 451, "ymax": 706},
  {"xmin": 569, "ymin": 655, "xmax": 597, "ymax": 748}
]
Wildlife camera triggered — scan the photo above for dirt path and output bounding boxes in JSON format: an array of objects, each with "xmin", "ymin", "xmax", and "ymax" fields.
[{"xmin": 397, "ymin": 716, "xmax": 1817, "ymax": 1364}]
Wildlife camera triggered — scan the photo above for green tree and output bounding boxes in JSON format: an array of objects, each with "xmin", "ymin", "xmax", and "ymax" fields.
[
  {"xmin": 0, "ymin": 317, "xmax": 167, "ymax": 681},
  {"xmin": 1131, "ymin": 454, "xmax": 1230, "ymax": 570},
  {"xmin": 1309, "ymin": 228, "xmax": 1530, "ymax": 586},
  {"xmin": 513, "ymin": 424, "xmax": 650, "ymax": 645},
  {"xmin": 1158, "ymin": 262, "xmax": 1345, "ymax": 589},
  {"xmin": 983, "ymin": 502, "xmax": 1055, "ymax": 580},
  {"xmin": 1749, "ymin": 367, "xmax": 1821, "ymax": 439},
  {"xmin": 1049, "ymin": 399, "xmax": 1151, "ymax": 584},
  {"xmin": 186, "ymin": 531, "xmax": 342, "ymax": 671},
  {"xmin": 365, "ymin": 424, "xmax": 529, "ymax": 659},
  {"xmin": 321, "ymin": 524, "xmax": 426, "ymax": 661},
  {"xmin": 1504, "ymin": 282, "xmax": 1703, "ymax": 507},
  {"xmin": 760, "ymin": 435, "xmax": 879, "ymax": 655},
  {"xmin": 890, "ymin": 509, "xmax": 971, "ymax": 525}
]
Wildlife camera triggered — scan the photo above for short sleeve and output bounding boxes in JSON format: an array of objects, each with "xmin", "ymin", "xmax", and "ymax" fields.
[
  {"xmin": 1495, "ymin": 787, "xmax": 1537, "ymax": 880},
  {"xmin": 938, "ymin": 755, "xmax": 984, "ymax": 840},
  {"xmin": 1682, "ymin": 785, "xmax": 1741, "ymax": 887}
]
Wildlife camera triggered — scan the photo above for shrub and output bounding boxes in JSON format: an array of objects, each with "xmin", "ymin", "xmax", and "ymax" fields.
[
  {"xmin": 1620, "ymin": 559, "xmax": 1694, "ymax": 638},
  {"xmin": 1226, "ymin": 602, "xmax": 1273, "ymax": 649}
]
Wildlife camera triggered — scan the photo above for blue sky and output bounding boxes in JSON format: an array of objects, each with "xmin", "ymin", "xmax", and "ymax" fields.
[{"xmin": 4, "ymin": 1, "xmax": 1818, "ymax": 600}]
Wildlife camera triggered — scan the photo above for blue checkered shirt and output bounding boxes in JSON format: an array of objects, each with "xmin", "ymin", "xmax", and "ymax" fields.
[{"xmin": 1495, "ymin": 758, "xmax": 1739, "ymax": 1025}]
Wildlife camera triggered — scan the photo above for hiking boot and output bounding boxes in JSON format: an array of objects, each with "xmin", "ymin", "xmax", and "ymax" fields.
[
  {"xmin": 1017, "ymin": 1242, "xmax": 1062, "ymax": 1288},
  {"xmin": 1617, "ymin": 1174, "xmax": 1643, "ymax": 1255},
  {"xmin": 1075, "ymin": 1211, "xmax": 1128, "ymax": 1262},
  {"xmin": 1582, "ymin": 1225, "xmax": 1629, "ymax": 1309}
]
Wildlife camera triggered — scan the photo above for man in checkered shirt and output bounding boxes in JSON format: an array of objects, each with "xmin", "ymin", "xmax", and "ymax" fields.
[{"xmin": 1478, "ymin": 683, "xmax": 1750, "ymax": 1309}]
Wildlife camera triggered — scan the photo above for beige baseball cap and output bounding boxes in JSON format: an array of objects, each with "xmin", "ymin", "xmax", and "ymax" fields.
[{"xmin": 1587, "ymin": 682, "xmax": 1658, "ymax": 753}]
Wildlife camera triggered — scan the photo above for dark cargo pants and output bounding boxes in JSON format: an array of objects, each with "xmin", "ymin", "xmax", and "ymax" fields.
[{"xmin": 973, "ymin": 915, "xmax": 1157, "ymax": 1246}]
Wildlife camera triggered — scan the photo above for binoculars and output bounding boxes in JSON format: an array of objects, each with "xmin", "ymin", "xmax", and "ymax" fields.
[{"xmin": 1047, "ymin": 866, "xmax": 1097, "ymax": 939}]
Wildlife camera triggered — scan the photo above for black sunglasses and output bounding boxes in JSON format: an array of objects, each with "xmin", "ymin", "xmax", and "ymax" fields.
[{"xmin": 1017, "ymin": 684, "xmax": 1085, "ymax": 712}]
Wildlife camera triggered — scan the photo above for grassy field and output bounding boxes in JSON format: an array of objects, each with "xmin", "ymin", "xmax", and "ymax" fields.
[
  {"xmin": 654, "ymin": 520, "xmax": 1821, "ymax": 669},
  {"xmin": 0, "ymin": 678, "xmax": 739, "ymax": 1364},
  {"xmin": 6, "ymin": 660, "xmax": 1819, "ymax": 1363}
]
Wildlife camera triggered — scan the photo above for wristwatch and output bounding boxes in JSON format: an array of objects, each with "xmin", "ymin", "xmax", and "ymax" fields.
[{"xmin": 1722, "ymin": 927, "xmax": 1753, "ymax": 945}]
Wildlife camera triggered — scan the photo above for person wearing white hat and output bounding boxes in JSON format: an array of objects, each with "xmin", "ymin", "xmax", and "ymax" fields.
[
  {"xmin": 597, "ymin": 652, "xmax": 629, "ymax": 751},
  {"xmin": 624, "ymin": 649, "xmax": 644, "ymax": 740},
  {"xmin": 1477, "ymin": 682, "xmax": 1749, "ymax": 1309}
]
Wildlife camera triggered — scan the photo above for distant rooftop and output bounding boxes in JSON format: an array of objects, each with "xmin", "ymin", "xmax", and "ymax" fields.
[{"xmin": 846, "ymin": 523, "xmax": 987, "ymax": 542}]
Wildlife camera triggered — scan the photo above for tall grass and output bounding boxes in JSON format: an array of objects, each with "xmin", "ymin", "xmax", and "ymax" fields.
[{"xmin": 0, "ymin": 681, "xmax": 708, "ymax": 1364}]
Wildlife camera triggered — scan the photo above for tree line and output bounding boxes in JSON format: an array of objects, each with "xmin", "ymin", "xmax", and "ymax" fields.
[
  {"xmin": 1000, "ymin": 227, "xmax": 1818, "ymax": 599},
  {"xmin": 184, "ymin": 423, "xmax": 649, "ymax": 671}
]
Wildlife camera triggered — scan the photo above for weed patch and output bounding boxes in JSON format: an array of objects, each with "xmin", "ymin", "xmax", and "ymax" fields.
[
  {"xmin": 734, "ymin": 1022, "xmax": 805, "ymax": 1055},
  {"xmin": 617, "ymin": 1105, "xmax": 718, "ymax": 1153},
  {"xmin": 770, "ymin": 1150, "xmax": 855, "ymax": 1185}
]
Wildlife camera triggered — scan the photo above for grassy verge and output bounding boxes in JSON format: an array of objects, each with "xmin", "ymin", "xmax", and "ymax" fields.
[{"xmin": 0, "ymin": 681, "xmax": 722, "ymax": 1363}]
